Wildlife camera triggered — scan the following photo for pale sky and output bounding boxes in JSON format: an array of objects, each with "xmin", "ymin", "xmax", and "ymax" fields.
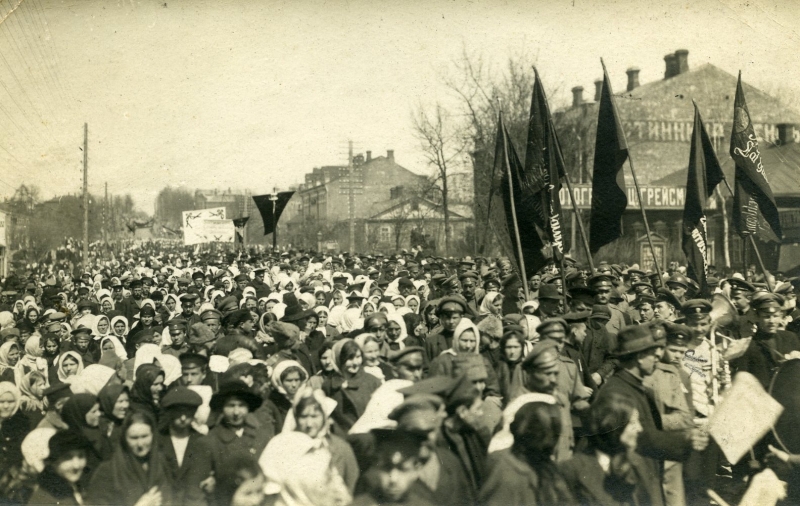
[{"xmin": 1, "ymin": 0, "xmax": 799, "ymax": 212}]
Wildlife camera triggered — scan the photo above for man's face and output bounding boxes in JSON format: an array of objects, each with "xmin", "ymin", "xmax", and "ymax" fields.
[
  {"xmin": 686, "ymin": 315, "xmax": 711, "ymax": 339},
  {"xmin": 205, "ymin": 319, "xmax": 221, "ymax": 335},
  {"xmin": 653, "ymin": 302, "xmax": 675, "ymax": 320},
  {"xmin": 540, "ymin": 298, "xmax": 563, "ymax": 317},
  {"xmin": 168, "ymin": 406, "xmax": 197, "ymax": 431},
  {"xmin": 756, "ymin": 309, "xmax": 783, "ymax": 334},
  {"xmin": 376, "ymin": 457, "xmax": 420, "ymax": 502},
  {"xmin": 637, "ymin": 303, "xmax": 655, "ymax": 322},
  {"xmin": 112, "ymin": 287, "xmax": 123, "ymax": 300},
  {"xmin": 593, "ymin": 284, "xmax": 611, "ymax": 304},
  {"xmin": 170, "ymin": 329, "xmax": 186, "ymax": 346},
  {"xmin": 237, "ymin": 280, "xmax": 248, "ymax": 291},
  {"xmin": 668, "ymin": 284, "xmax": 686, "ymax": 300},
  {"xmin": 365, "ymin": 316, "xmax": 388, "ymax": 342},
  {"xmin": 732, "ymin": 292, "xmax": 751, "ymax": 312},
  {"xmin": 132, "ymin": 287, "xmax": 143, "ymax": 300},
  {"xmin": 75, "ymin": 335, "xmax": 90, "ymax": 351},
  {"xmin": 525, "ymin": 363, "xmax": 559, "ymax": 394},
  {"xmin": 181, "ymin": 366, "xmax": 206, "ymax": 387},
  {"xmin": 457, "ymin": 397, "xmax": 484, "ymax": 430},
  {"xmin": 394, "ymin": 353, "xmax": 424, "ymax": 382},
  {"xmin": 663, "ymin": 343, "xmax": 687, "ymax": 365},
  {"xmin": 438, "ymin": 303, "xmax": 463, "ymax": 332},
  {"xmin": 461, "ymin": 279, "xmax": 476, "ymax": 300},
  {"xmin": 529, "ymin": 276, "xmax": 541, "ymax": 291},
  {"xmin": 637, "ymin": 347, "xmax": 663, "ymax": 376},
  {"xmin": 541, "ymin": 326, "xmax": 566, "ymax": 352}
]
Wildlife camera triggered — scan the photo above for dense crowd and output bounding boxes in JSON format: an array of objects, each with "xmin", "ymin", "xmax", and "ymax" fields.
[{"xmin": 0, "ymin": 241, "xmax": 799, "ymax": 506}]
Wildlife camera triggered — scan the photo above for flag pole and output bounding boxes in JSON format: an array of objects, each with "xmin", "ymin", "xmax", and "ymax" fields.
[
  {"xmin": 499, "ymin": 110, "xmax": 531, "ymax": 301},
  {"xmin": 718, "ymin": 177, "xmax": 773, "ymax": 292},
  {"xmin": 600, "ymin": 58, "xmax": 665, "ymax": 286}
]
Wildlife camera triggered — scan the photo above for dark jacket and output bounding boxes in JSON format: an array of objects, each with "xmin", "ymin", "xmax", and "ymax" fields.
[
  {"xmin": 418, "ymin": 446, "xmax": 473, "ymax": 506},
  {"xmin": 730, "ymin": 329, "xmax": 800, "ymax": 388},
  {"xmin": 478, "ymin": 448, "xmax": 575, "ymax": 506},
  {"xmin": 207, "ymin": 413, "xmax": 272, "ymax": 470},
  {"xmin": 158, "ymin": 431, "xmax": 214, "ymax": 506},
  {"xmin": 27, "ymin": 468, "xmax": 83, "ymax": 506},
  {"xmin": 323, "ymin": 369, "xmax": 382, "ymax": 433},
  {"xmin": 0, "ymin": 410, "xmax": 30, "ymax": 479},
  {"xmin": 560, "ymin": 450, "xmax": 662, "ymax": 506},
  {"xmin": 582, "ymin": 320, "xmax": 618, "ymax": 382},
  {"xmin": 436, "ymin": 419, "xmax": 489, "ymax": 498}
]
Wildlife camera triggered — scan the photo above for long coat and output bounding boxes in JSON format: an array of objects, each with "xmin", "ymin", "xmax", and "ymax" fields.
[
  {"xmin": 207, "ymin": 413, "xmax": 272, "ymax": 470},
  {"xmin": 478, "ymin": 448, "xmax": 574, "ymax": 506},
  {"xmin": 559, "ymin": 450, "xmax": 662, "ymax": 506},
  {"xmin": 157, "ymin": 431, "xmax": 214, "ymax": 506},
  {"xmin": 323, "ymin": 370, "xmax": 382, "ymax": 433},
  {"xmin": 730, "ymin": 329, "xmax": 800, "ymax": 389}
]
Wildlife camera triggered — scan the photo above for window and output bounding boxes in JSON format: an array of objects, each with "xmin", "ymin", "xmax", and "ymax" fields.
[{"xmin": 380, "ymin": 226, "xmax": 391, "ymax": 243}]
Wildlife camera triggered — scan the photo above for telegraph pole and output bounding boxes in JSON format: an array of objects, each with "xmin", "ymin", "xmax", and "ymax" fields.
[
  {"xmin": 82, "ymin": 123, "xmax": 89, "ymax": 266},
  {"xmin": 348, "ymin": 140, "xmax": 355, "ymax": 252},
  {"xmin": 103, "ymin": 182, "xmax": 108, "ymax": 243}
]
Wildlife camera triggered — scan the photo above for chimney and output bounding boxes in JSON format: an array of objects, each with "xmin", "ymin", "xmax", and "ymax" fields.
[
  {"xmin": 674, "ymin": 49, "xmax": 689, "ymax": 74},
  {"xmin": 594, "ymin": 79, "xmax": 603, "ymax": 101},
  {"xmin": 777, "ymin": 124, "xmax": 795, "ymax": 145},
  {"xmin": 387, "ymin": 149, "xmax": 394, "ymax": 161},
  {"xmin": 571, "ymin": 86, "xmax": 584, "ymax": 107},
  {"xmin": 664, "ymin": 54, "xmax": 677, "ymax": 79},
  {"xmin": 626, "ymin": 67, "xmax": 640, "ymax": 91},
  {"xmin": 366, "ymin": 150, "xmax": 372, "ymax": 162}
]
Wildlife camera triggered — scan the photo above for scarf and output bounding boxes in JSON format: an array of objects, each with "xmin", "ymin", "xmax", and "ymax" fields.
[
  {"xmin": 130, "ymin": 364, "xmax": 163, "ymax": 411},
  {"xmin": 56, "ymin": 351, "xmax": 85, "ymax": 383},
  {"xmin": 0, "ymin": 381, "xmax": 22, "ymax": 419},
  {"xmin": 98, "ymin": 384, "xmax": 128, "ymax": 423},
  {"xmin": 479, "ymin": 292, "xmax": 503, "ymax": 317},
  {"xmin": 441, "ymin": 318, "xmax": 481, "ymax": 357},
  {"xmin": 18, "ymin": 370, "xmax": 47, "ymax": 412},
  {"xmin": 270, "ymin": 360, "xmax": 308, "ymax": 396},
  {"xmin": 0, "ymin": 341, "xmax": 18, "ymax": 375}
]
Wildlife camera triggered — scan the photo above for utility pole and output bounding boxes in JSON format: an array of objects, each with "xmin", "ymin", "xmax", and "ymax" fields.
[
  {"xmin": 348, "ymin": 140, "xmax": 355, "ymax": 252},
  {"xmin": 82, "ymin": 123, "xmax": 89, "ymax": 267},
  {"xmin": 243, "ymin": 189, "xmax": 249, "ymax": 250},
  {"xmin": 103, "ymin": 182, "xmax": 108, "ymax": 243}
]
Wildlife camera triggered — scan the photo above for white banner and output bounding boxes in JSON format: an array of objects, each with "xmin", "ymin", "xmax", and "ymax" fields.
[
  {"xmin": 182, "ymin": 207, "xmax": 226, "ymax": 245},
  {"xmin": 201, "ymin": 219, "xmax": 235, "ymax": 243}
]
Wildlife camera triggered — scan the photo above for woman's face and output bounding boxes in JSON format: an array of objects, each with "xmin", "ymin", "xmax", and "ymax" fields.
[
  {"xmin": 0, "ymin": 392, "xmax": 16, "ymax": 419},
  {"xmin": 141, "ymin": 315, "xmax": 154, "ymax": 326},
  {"xmin": 257, "ymin": 299, "xmax": 266, "ymax": 313},
  {"xmin": 620, "ymin": 409, "xmax": 642, "ymax": 451},
  {"xmin": 166, "ymin": 299, "xmax": 176, "ymax": 311},
  {"xmin": 102, "ymin": 300, "xmax": 113, "ymax": 312},
  {"xmin": 296, "ymin": 404, "xmax": 325, "ymax": 439},
  {"xmin": 393, "ymin": 298, "xmax": 404, "ymax": 309},
  {"xmin": 315, "ymin": 293, "xmax": 327, "ymax": 306},
  {"xmin": 320, "ymin": 349, "xmax": 335, "ymax": 372},
  {"xmin": 317, "ymin": 312, "xmax": 328, "ymax": 327},
  {"xmin": 362, "ymin": 340, "xmax": 380, "ymax": 366},
  {"xmin": 114, "ymin": 322, "xmax": 126, "ymax": 336},
  {"xmin": 492, "ymin": 296, "xmax": 504, "ymax": 314},
  {"xmin": 305, "ymin": 316, "xmax": 318, "ymax": 333},
  {"xmin": 55, "ymin": 451, "xmax": 87, "ymax": 485},
  {"xmin": 27, "ymin": 310, "xmax": 38, "ymax": 323},
  {"xmin": 102, "ymin": 340, "xmax": 115, "ymax": 354},
  {"xmin": 284, "ymin": 282, "xmax": 294, "ymax": 292},
  {"xmin": 414, "ymin": 323, "xmax": 427, "ymax": 337},
  {"xmin": 283, "ymin": 371, "xmax": 303, "ymax": 397},
  {"xmin": 62, "ymin": 356, "xmax": 79, "ymax": 376},
  {"xmin": 59, "ymin": 326, "xmax": 69, "ymax": 339},
  {"xmin": 344, "ymin": 350, "xmax": 363, "ymax": 376},
  {"xmin": 97, "ymin": 318, "xmax": 109, "ymax": 334},
  {"xmin": 408, "ymin": 298, "xmax": 419, "ymax": 313},
  {"xmin": 245, "ymin": 299, "xmax": 257, "ymax": 312},
  {"xmin": 151, "ymin": 331, "xmax": 162, "ymax": 347},
  {"xmin": 6, "ymin": 346, "xmax": 20, "ymax": 366},
  {"xmin": 230, "ymin": 472, "xmax": 266, "ymax": 506},
  {"xmin": 363, "ymin": 305, "xmax": 374, "ymax": 318},
  {"xmin": 265, "ymin": 301, "xmax": 276, "ymax": 312},
  {"xmin": 125, "ymin": 422, "xmax": 153, "ymax": 458},
  {"xmin": 426, "ymin": 310, "xmax": 438, "ymax": 327},
  {"xmin": 333, "ymin": 292, "xmax": 343, "ymax": 305},
  {"xmin": 31, "ymin": 378, "xmax": 46, "ymax": 398},
  {"xmin": 85, "ymin": 402, "xmax": 101, "ymax": 427},
  {"xmin": 223, "ymin": 398, "xmax": 249, "ymax": 427},
  {"xmin": 113, "ymin": 392, "xmax": 130, "ymax": 420},
  {"xmin": 504, "ymin": 337, "xmax": 523, "ymax": 361},
  {"xmin": 150, "ymin": 375, "xmax": 165, "ymax": 402},
  {"xmin": 457, "ymin": 330, "xmax": 477, "ymax": 353},
  {"xmin": 45, "ymin": 340, "xmax": 59, "ymax": 355}
]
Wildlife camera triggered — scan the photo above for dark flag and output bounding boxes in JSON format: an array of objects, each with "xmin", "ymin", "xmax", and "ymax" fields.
[
  {"xmin": 126, "ymin": 218, "xmax": 153, "ymax": 233},
  {"xmin": 495, "ymin": 111, "xmax": 548, "ymax": 277},
  {"xmin": 233, "ymin": 216, "xmax": 250, "ymax": 244},
  {"xmin": 729, "ymin": 72, "xmax": 782, "ymax": 241},
  {"xmin": 589, "ymin": 66, "xmax": 629, "ymax": 254},
  {"xmin": 252, "ymin": 192, "xmax": 295, "ymax": 236},
  {"xmin": 524, "ymin": 67, "xmax": 568, "ymax": 261},
  {"xmin": 683, "ymin": 103, "xmax": 724, "ymax": 296}
]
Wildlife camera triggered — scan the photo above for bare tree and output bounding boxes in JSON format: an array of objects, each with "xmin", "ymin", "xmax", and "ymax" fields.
[{"xmin": 411, "ymin": 103, "xmax": 467, "ymax": 256}]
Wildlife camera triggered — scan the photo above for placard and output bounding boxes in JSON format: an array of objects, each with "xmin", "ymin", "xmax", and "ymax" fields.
[{"xmin": 182, "ymin": 207, "xmax": 226, "ymax": 245}]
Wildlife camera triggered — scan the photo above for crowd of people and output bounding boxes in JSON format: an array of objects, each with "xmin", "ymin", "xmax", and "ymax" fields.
[{"xmin": 0, "ymin": 240, "xmax": 798, "ymax": 505}]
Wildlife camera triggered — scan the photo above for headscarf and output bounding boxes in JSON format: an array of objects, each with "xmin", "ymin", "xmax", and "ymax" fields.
[
  {"xmin": 282, "ymin": 386, "xmax": 337, "ymax": 436},
  {"xmin": 14, "ymin": 335, "xmax": 49, "ymax": 385},
  {"xmin": 298, "ymin": 293, "xmax": 316, "ymax": 310},
  {"xmin": 328, "ymin": 290, "xmax": 347, "ymax": 309},
  {"xmin": 98, "ymin": 384, "xmax": 128, "ymax": 423},
  {"xmin": 269, "ymin": 302, "xmax": 287, "ymax": 321},
  {"xmin": 159, "ymin": 354, "xmax": 182, "ymax": 386},
  {"xmin": 0, "ymin": 310, "xmax": 14, "ymax": 327},
  {"xmin": 270, "ymin": 360, "xmax": 308, "ymax": 396},
  {"xmin": 330, "ymin": 338, "xmax": 355, "ymax": 374},
  {"xmin": 101, "ymin": 335, "xmax": 128, "ymax": 360},
  {"xmin": 56, "ymin": 351, "xmax": 84, "ymax": 383},
  {"xmin": 61, "ymin": 393, "xmax": 98, "ymax": 430},
  {"xmin": 71, "ymin": 364, "xmax": 117, "ymax": 395},
  {"xmin": 327, "ymin": 305, "xmax": 346, "ymax": 331},
  {"xmin": 92, "ymin": 314, "xmax": 111, "ymax": 339},
  {"xmin": 0, "ymin": 381, "xmax": 21, "ymax": 419},
  {"xmin": 404, "ymin": 295, "xmax": 421, "ymax": 314},
  {"xmin": 338, "ymin": 307, "xmax": 363, "ymax": 333},
  {"xmin": 129, "ymin": 364, "xmax": 163, "ymax": 411},
  {"xmin": 133, "ymin": 343, "xmax": 162, "ymax": 377},
  {"xmin": 0, "ymin": 341, "xmax": 19, "ymax": 375},
  {"xmin": 479, "ymin": 292, "xmax": 504, "ymax": 317},
  {"xmin": 360, "ymin": 302, "xmax": 376, "ymax": 318},
  {"xmin": 18, "ymin": 370, "xmax": 47, "ymax": 412},
  {"xmin": 442, "ymin": 317, "xmax": 481, "ymax": 356},
  {"xmin": 488, "ymin": 393, "xmax": 556, "ymax": 453}
]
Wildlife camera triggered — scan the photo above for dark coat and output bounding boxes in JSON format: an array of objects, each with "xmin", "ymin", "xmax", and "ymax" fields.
[
  {"xmin": 207, "ymin": 413, "xmax": 272, "ymax": 469},
  {"xmin": 0, "ymin": 410, "xmax": 30, "ymax": 479},
  {"xmin": 27, "ymin": 469, "xmax": 83, "ymax": 506},
  {"xmin": 158, "ymin": 431, "xmax": 214, "ymax": 506},
  {"xmin": 424, "ymin": 329, "xmax": 454, "ymax": 363},
  {"xmin": 730, "ymin": 329, "xmax": 800, "ymax": 389},
  {"xmin": 328, "ymin": 434, "xmax": 360, "ymax": 494},
  {"xmin": 436, "ymin": 420, "xmax": 489, "ymax": 498},
  {"xmin": 559, "ymin": 450, "xmax": 663, "ymax": 506},
  {"xmin": 323, "ymin": 369, "xmax": 382, "ymax": 433},
  {"xmin": 582, "ymin": 320, "xmax": 618, "ymax": 382},
  {"xmin": 418, "ymin": 446, "xmax": 474, "ymax": 506},
  {"xmin": 478, "ymin": 448, "xmax": 575, "ymax": 506}
]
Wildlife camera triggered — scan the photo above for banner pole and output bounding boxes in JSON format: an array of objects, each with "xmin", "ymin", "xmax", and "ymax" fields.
[{"xmin": 499, "ymin": 112, "xmax": 530, "ymax": 300}]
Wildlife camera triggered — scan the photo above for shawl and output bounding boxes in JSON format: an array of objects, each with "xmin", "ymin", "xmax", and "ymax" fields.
[
  {"xmin": 98, "ymin": 383, "xmax": 128, "ymax": 423},
  {"xmin": 129, "ymin": 364, "xmax": 163, "ymax": 413},
  {"xmin": 0, "ymin": 341, "xmax": 19, "ymax": 375},
  {"xmin": 0, "ymin": 380, "xmax": 22, "ymax": 418},
  {"xmin": 56, "ymin": 351, "xmax": 85, "ymax": 383},
  {"xmin": 270, "ymin": 360, "xmax": 308, "ymax": 396},
  {"xmin": 479, "ymin": 292, "xmax": 503, "ymax": 317},
  {"xmin": 18, "ymin": 370, "xmax": 47, "ymax": 412}
]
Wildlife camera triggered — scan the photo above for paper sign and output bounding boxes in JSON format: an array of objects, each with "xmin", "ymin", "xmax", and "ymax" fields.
[
  {"xmin": 201, "ymin": 219, "xmax": 235, "ymax": 243},
  {"xmin": 708, "ymin": 372, "xmax": 784, "ymax": 464},
  {"xmin": 182, "ymin": 207, "xmax": 226, "ymax": 245}
]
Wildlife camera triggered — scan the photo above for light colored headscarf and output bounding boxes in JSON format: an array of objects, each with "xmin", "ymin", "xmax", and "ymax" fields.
[
  {"xmin": 133, "ymin": 343, "xmax": 162, "ymax": 377},
  {"xmin": 298, "ymin": 293, "xmax": 316, "ymax": 310},
  {"xmin": 488, "ymin": 393, "xmax": 556, "ymax": 453},
  {"xmin": 404, "ymin": 295, "xmax": 421, "ymax": 314},
  {"xmin": 0, "ymin": 381, "xmax": 22, "ymax": 419},
  {"xmin": 270, "ymin": 360, "xmax": 308, "ymax": 396},
  {"xmin": 282, "ymin": 385, "xmax": 337, "ymax": 436},
  {"xmin": 159, "ymin": 354, "xmax": 182, "ymax": 386},
  {"xmin": 70, "ymin": 364, "xmax": 116, "ymax": 395},
  {"xmin": 100, "ymin": 335, "xmax": 128, "ymax": 360},
  {"xmin": 0, "ymin": 341, "xmax": 20, "ymax": 375},
  {"xmin": 479, "ymin": 292, "xmax": 504, "ymax": 317},
  {"xmin": 442, "ymin": 317, "xmax": 481, "ymax": 356},
  {"xmin": 338, "ymin": 308, "xmax": 363, "ymax": 333},
  {"xmin": 92, "ymin": 314, "xmax": 111, "ymax": 339},
  {"xmin": 14, "ymin": 336, "xmax": 48, "ymax": 386},
  {"xmin": 56, "ymin": 351, "xmax": 85, "ymax": 383}
]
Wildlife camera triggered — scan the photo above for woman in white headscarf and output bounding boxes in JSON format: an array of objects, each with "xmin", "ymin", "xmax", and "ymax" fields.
[{"xmin": 337, "ymin": 307, "xmax": 363, "ymax": 334}]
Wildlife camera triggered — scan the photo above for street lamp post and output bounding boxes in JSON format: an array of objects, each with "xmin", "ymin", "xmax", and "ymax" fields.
[{"xmin": 317, "ymin": 230, "xmax": 322, "ymax": 252}]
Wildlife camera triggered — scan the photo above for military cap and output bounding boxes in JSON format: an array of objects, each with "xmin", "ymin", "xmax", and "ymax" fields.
[
  {"xmin": 188, "ymin": 323, "xmax": 216, "ymax": 345},
  {"xmin": 538, "ymin": 284, "xmax": 564, "ymax": 301},
  {"xmin": 77, "ymin": 286, "xmax": 90, "ymax": 294},
  {"xmin": 588, "ymin": 273, "xmax": 616, "ymax": 287},
  {"xmin": 775, "ymin": 282, "xmax": 794, "ymax": 295},
  {"xmin": 522, "ymin": 340, "xmax": 560, "ymax": 369},
  {"xmin": 751, "ymin": 292, "xmax": 785, "ymax": 313},
  {"xmin": 191, "ymin": 271, "xmax": 205, "ymax": 280},
  {"xmin": 222, "ymin": 309, "xmax": 252, "ymax": 328},
  {"xmin": 728, "ymin": 278, "xmax": 755, "ymax": 294},
  {"xmin": 47, "ymin": 312, "xmax": 67, "ymax": 323},
  {"xmin": 631, "ymin": 281, "xmax": 654, "ymax": 292},
  {"xmin": 161, "ymin": 387, "xmax": 203, "ymax": 409},
  {"xmin": 661, "ymin": 321, "xmax": 692, "ymax": 346},
  {"xmin": 0, "ymin": 328, "xmax": 20, "ymax": 340},
  {"xmin": 44, "ymin": 382, "xmax": 73, "ymax": 404},
  {"xmin": 346, "ymin": 291, "xmax": 366, "ymax": 300},
  {"xmin": 443, "ymin": 374, "xmax": 481, "ymax": 412},
  {"xmin": 563, "ymin": 310, "xmax": 591, "ymax": 323},
  {"xmin": 387, "ymin": 394, "xmax": 443, "ymax": 424},
  {"xmin": 458, "ymin": 271, "xmax": 479, "ymax": 282},
  {"xmin": 216, "ymin": 296, "xmax": 239, "ymax": 314},
  {"xmin": 129, "ymin": 279, "xmax": 143, "ymax": 288},
  {"xmin": 370, "ymin": 428, "xmax": 428, "ymax": 465},
  {"xmin": 665, "ymin": 274, "xmax": 689, "ymax": 289},
  {"xmin": 397, "ymin": 376, "xmax": 458, "ymax": 398},
  {"xmin": 536, "ymin": 317, "xmax": 569, "ymax": 335},
  {"xmin": 166, "ymin": 318, "xmax": 188, "ymax": 331},
  {"xmin": 266, "ymin": 321, "xmax": 300, "ymax": 346},
  {"xmin": 442, "ymin": 275, "xmax": 460, "ymax": 289},
  {"xmin": 209, "ymin": 380, "xmax": 262, "ymax": 412},
  {"xmin": 139, "ymin": 305, "xmax": 156, "ymax": 317},
  {"xmin": 200, "ymin": 309, "xmax": 222, "ymax": 322},
  {"xmin": 253, "ymin": 268, "xmax": 267, "ymax": 275},
  {"xmin": 180, "ymin": 293, "xmax": 199, "ymax": 303},
  {"xmin": 632, "ymin": 294, "xmax": 656, "ymax": 308},
  {"xmin": 436, "ymin": 295, "xmax": 468, "ymax": 314},
  {"xmin": 177, "ymin": 277, "xmax": 191, "ymax": 285},
  {"xmin": 70, "ymin": 326, "xmax": 93, "ymax": 337},
  {"xmin": 483, "ymin": 278, "xmax": 501, "ymax": 290},
  {"xmin": 681, "ymin": 299, "xmax": 712, "ymax": 317},
  {"xmin": 590, "ymin": 304, "xmax": 612, "ymax": 320},
  {"xmin": 626, "ymin": 269, "xmax": 647, "ymax": 278},
  {"xmin": 569, "ymin": 286, "xmax": 596, "ymax": 303},
  {"xmin": 332, "ymin": 275, "xmax": 349, "ymax": 285},
  {"xmin": 233, "ymin": 274, "xmax": 249, "ymax": 283},
  {"xmin": 387, "ymin": 346, "xmax": 425, "ymax": 364},
  {"xmin": 655, "ymin": 287, "xmax": 681, "ymax": 309},
  {"xmin": 76, "ymin": 300, "xmax": 94, "ymax": 310}
]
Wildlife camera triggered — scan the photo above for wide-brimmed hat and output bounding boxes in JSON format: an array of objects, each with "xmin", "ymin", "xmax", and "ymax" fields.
[
  {"xmin": 613, "ymin": 324, "xmax": 662, "ymax": 357},
  {"xmin": 210, "ymin": 380, "xmax": 263, "ymax": 412}
]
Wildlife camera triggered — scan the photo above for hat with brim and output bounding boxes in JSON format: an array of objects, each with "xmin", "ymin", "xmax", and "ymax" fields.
[
  {"xmin": 613, "ymin": 324, "xmax": 662, "ymax": 357},
  {"xmin": 280, "ymin": 305, "xmax": 315, "ymax": 323},
  {"xmin": 210, "ymin": 380, "xmax": 263, "ymax": 412}
]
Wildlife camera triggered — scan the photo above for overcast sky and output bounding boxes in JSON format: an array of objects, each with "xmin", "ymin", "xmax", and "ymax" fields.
[{"xmin": 1, "ymin": 0, "xmax": 798, "ymax": 212}]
